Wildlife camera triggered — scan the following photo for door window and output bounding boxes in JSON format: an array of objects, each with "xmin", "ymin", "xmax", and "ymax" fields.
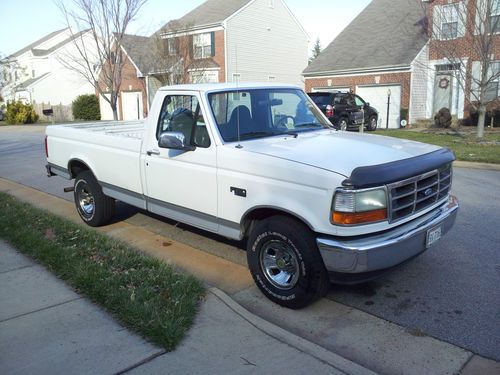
[
  {"xmin": 354, "ymin": 95, "xmax": 365, "ymax": 107},
  {"xmin": 156, "ymin": 95, "xmax": 210, "ymax": 148}
]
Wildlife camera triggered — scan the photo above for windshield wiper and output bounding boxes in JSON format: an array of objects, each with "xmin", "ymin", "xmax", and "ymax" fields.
[{"xmin": 294, "ymin": 122, "xmax": 324, "ymax": 128}]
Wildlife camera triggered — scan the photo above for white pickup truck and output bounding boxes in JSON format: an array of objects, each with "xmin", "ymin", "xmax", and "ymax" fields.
[{"xmin": 46, "ymin": 83, "xmax": 458, "ymax": 308}]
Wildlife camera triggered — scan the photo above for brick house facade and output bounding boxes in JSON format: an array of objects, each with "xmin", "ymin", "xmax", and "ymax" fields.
[{"xmin": 426, "ymin": 0, "xmax": 500, "ymax": 120}]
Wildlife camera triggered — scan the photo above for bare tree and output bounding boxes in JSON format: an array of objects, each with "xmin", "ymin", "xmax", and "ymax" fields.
[
  {"xmin": 57, "ymin": 0, "xmax": 148, "ymax": 120},
  {"xmin": 424, "ymin": 0, "xmax": 500, "ymax": 138}
]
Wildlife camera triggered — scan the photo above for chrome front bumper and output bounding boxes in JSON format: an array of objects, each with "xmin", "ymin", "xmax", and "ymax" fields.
[{"xmin": 316, "ymin": 195, "xmax": 459, "ymax": 274}]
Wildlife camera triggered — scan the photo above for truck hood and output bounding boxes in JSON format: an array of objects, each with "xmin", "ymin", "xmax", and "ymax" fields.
[{"xmin": 239, "ymin": 130, "xmax": 442, "ymax": 178}]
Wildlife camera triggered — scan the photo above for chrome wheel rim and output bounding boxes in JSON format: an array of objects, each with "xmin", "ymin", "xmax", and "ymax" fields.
[
  {"xmin": 260, "ymin": 240, "xmax": 300, "ymax": 290},
  {"xmin": 78, "ymin": 185, "xmax": 94, "ymax": 217},
  {"xmin": 340, "ymin": 120, "xmax": 347, "ymax": 131},
  {"xmin": 370, "ymin": 118, "xmax": 377, "ymax": 130}
]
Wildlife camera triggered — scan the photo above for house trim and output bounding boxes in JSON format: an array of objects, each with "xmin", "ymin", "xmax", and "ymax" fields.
[
  {"xmin": 161, "ymin": 25, "xmax": 224, "ymax": 38},
  {"xmin": 304, "ymin": 65, "xmax": 412, "ymax": 78}
]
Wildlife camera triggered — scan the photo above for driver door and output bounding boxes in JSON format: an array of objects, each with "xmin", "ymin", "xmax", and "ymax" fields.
[{"xmin": 143, "ymin": 93, "xmax": 218, "ymax": 232}]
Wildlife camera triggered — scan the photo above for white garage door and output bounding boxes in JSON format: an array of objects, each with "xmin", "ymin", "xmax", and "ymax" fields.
[
  {"xmin": 99, "ymin": 93, "xmax": 117, "ymax": 121},
  {"xmin": 121, "ymin": 91, "xmax": 144, "ymax": 121},
  {"xmin": 356, "ymin": 85, "xmax": 401, "ymax": 129}
]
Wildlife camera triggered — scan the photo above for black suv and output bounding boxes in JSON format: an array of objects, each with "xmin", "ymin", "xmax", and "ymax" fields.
[{"xmin": 308, "ymin": 91, "xmax": 379, "ymax": 131}]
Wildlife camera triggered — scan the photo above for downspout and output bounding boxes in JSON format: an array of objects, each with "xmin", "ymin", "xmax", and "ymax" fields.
[{"xmin": 223, "ymin": 21, "xmax": 228, "ymax": 83}]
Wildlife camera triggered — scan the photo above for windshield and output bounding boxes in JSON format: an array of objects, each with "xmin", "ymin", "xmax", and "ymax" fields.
[{"xmin": 208, "ymin": 88, "xmax": 331, "ymax": 142}]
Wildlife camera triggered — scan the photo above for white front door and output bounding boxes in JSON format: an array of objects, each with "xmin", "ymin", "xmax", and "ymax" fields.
[
  {"xmin": 356, "ymin": 85, "xmax": 401, "ymax": 129},
  {"xmin": 143, "ymin": 92, "xmax": 217, "ymax": 231},
  {"xmin": 121, "ymin": 91, "xmax": 143, "ymax": 120}
]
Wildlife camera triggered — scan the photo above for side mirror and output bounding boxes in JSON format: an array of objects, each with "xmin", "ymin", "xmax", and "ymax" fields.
[
  {"xmin": 365, "ymin": 102, "xmax": 370, "ymax": 107},
  {"xmin": 158, "ymin": 132, "xmax": 196, "ymax": 151}
]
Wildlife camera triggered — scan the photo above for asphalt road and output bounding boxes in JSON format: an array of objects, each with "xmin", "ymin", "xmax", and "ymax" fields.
[{"xmin": 1, "ymin": 125, "xmax": 499, "ymax": 360}]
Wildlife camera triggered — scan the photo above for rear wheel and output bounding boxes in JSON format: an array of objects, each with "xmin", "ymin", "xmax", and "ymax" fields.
[
  {"xmin": 246, "ymin": 216, "xmax": 329, "ymax": 309},
  {"xmin": 338, "ymin": 118, "xmax": 348, "ymax": 131},
  {"xmin": 74, "ymin": 171, "xmax": 115, "ymax": 227},
  {"xmin": 367, "ymin": 115, "xmax": 377, "ymax": 131}
]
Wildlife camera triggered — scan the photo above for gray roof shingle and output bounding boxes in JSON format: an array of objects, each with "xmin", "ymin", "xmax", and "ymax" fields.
[
  {"xmin": 5, "ymin": 28, "xmax": 68, "ymax": 59},
  {"xmin": 160, "ymin": 0, "xmax": 252, "ymax": 33},
  {"xmin": 303, "ymin": 0, "xmax": 428, "ymax": 75}
]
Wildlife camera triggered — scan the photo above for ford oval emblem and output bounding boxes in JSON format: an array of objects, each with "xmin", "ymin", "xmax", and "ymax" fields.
[{"xmin": 424, "ymin": 188, "xmax": 433, "ymax": 197}]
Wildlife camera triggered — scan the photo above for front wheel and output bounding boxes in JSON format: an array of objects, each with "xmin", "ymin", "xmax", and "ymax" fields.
[
  {"xmin": 246, "ymin": 216, "xmax": 329, "ymax": 309},
  {"xmin": 74, "ymin": 171, "xmax": 115, "ymax": 227}
]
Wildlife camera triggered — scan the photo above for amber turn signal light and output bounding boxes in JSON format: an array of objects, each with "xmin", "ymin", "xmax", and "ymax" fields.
[{"xmin": 332, "ymin": 209, "xmax": 388, "ymax": 225}]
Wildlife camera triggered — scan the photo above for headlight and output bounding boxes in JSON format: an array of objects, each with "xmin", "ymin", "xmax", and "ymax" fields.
[{"xmin": 332, "ymin": 188, "xmax": 387, "ymax": 225}]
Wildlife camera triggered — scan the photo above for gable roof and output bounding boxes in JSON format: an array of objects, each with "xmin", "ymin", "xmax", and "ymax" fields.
[
  {"xmin": 31, "ymin": 30, "xmax": 89, "ymax": 57},
  {"xmin": 15, "ymin": 73, "xmax": 51, "ymax": 90},
  {"xmin": 6, "ymin": 28, "xmax": 69, "ymax": 59},
  {"xmin": 303, "ymin": 0, "xmax": 428, "ymax": 76},
  {"xmin": 160, "ymin": 0, "xmax": 252, "ymax": 33},
  {"xmin": 120, "ymin": 34, "xmax": 156, "ymax": 75}
]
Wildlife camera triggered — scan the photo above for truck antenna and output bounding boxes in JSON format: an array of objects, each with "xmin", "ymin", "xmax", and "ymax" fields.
[{"xmin": 235, "ymin": 45, "xmax": 243, "ymax": 149}]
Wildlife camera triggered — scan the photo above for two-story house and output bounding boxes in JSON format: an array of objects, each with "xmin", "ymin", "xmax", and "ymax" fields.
[
  {"xmin": 0, "ymin": 28, "xmax": 97, "ymax": 111},
  {"xmin": 98, "ymin": 0, "xmax": 309, "ymax": 121},
  {"xmin": 426, "ymin": 0, "xmax": 500, "ymax": 123},
  {"xmin": 159, "ymin": 0, "xmax": 309, "ymax": 86}
]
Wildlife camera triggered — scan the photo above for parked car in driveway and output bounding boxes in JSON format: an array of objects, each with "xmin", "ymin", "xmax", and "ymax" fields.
[{"xmin": 308, "ymin": 91, "xmax": 378, "ymax": 131}]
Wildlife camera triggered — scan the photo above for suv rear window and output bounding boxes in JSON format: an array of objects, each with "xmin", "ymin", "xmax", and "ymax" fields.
[{"xmin": 308, "ymin": 93, "xmax": 332, "ymax": 106}]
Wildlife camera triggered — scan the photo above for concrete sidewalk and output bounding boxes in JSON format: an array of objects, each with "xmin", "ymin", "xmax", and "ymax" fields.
[
  {"xmin": 1, "ymin": 178, "xmax": 499, "ymax": 375},
  {"xmin": 0, "ymin": 241, "xmax": 373, "ymax": 375}
]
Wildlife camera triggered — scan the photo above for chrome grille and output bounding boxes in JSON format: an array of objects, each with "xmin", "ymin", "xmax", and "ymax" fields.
[{"xmin": 388, "ymin": 164, "xmax": 452, "ymax": 222}]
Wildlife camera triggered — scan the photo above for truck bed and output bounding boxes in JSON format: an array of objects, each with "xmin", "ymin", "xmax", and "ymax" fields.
[
  {"xmin": 56, "ymin": 121, "xmax": 146, "ymax": 140},
  {"xmin": 46, "ymin": 121, "xmax": 147, "ymax": 195}
]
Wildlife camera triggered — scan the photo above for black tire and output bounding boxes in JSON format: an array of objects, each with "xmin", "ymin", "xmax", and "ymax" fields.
[
  {"xmin": 74, "ymin": 171, "xmax": 115, "ymax": 227},
  {"xmin": 367, "ymin": 115, "xmax": 377, "ymax": 131},
  {"xmin": 246, "ymin": 216, "xmax": 329, "ymax": 309}
]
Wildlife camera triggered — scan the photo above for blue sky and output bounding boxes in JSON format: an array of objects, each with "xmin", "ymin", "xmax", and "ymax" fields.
[{"xmin": 0, "ymin": 0, "xmax": 370, "ymax": 56}]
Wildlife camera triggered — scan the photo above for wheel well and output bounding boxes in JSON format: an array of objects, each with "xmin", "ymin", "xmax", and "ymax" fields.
[
  {"xmin": 241, "ymin": 208, "xmax": 313, "ymax": 238},
  {"xmin": 68, "ymin": 160, "xmax": 90, "ymax": 179}
]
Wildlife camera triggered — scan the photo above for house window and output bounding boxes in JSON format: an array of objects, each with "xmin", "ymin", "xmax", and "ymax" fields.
[
  {"xmin": 232, "ymin": 73, "xmax": 241, "ymax": 83},
  {"xmin": 268, "ymin": 75, "xmax": 276, "ymax": 81},
  {"xmin": 441, "ymin": 4, "xmax": 459, "ymax": 39},
  {"xmin": 484, "ymin": 61, "xmax": 500, "ymax": 101},
  {"xmin": 193, "ymin": 33, "xmax": 213, "ymax": 59},
  {"xmin": 167, "ymin": 38, "xmax": 177, "ymax": 56},
  {"xmin": 490, "ymin": 0, "xmax": 500, "ymax": 33},
  {"xmin": 32, "ymin": 70, "xmax": 35, "ymax": 78}
]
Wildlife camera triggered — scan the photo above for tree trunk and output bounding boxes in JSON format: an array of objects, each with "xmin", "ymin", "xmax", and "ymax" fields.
[
  {"xmin": 477, "ymin": 104, "xmax": 486, "ymax": 138},
  {"xmin": 112, "ymin": 106, "xmax": 118, "ymax": 121}
]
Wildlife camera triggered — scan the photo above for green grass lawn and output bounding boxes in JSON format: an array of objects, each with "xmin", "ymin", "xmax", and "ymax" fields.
[
  {"xmin": 0, "ymin": 192, "xmax": 204, "ymax": 351},
  {"xmin": 374, "ymin": 129, "xmax": 500, "ymax": 164}
]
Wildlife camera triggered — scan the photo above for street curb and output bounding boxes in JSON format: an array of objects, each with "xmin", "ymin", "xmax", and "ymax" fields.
[
  {"xmin": 453, "ymin": 160, "xmax": 500, "ymax": 171},
  {"xmin": 209, "ymin": 288, "xmax": 378, "ymax": 375}
]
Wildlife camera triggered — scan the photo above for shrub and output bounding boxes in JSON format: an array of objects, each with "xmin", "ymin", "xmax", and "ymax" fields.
[
  {"xmin": 72, "ymin": 94, "xmax": 100, "ymax": 121},
  {"xmin": 6, "ymin": 101, "xmax": 39, "ymax": 124},
  {"xmin": 434, "ymin": 107, "xmax": 452, "ymax": 128}
]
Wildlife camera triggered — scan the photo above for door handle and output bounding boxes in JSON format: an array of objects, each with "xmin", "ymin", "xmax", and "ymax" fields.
[{"xmin": 146, "ymin": 149, "xmax": 160, "ymax": 156}]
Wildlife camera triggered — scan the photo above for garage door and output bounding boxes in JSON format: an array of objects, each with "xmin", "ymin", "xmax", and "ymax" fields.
[
  {"xmin": 356, "ymin": 85, "xmax": 401, "ymax": 129},
  {"xmin": 99, "ymin": 93, "xmax": 117, "ymax": 121},
  {"xmin": 121, "ymin": 91, "xmax": 143, "ymax": 121}
]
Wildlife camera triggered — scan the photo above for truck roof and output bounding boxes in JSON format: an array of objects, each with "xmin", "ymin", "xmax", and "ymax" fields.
[{"xmin": 158, "ymin": 82, "xmax": 302, "ymax": 93}]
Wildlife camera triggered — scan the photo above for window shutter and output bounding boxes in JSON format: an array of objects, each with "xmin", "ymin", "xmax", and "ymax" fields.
[
  {"xmin": 189, "ymin": 35, "xmax": 194, "ymax": 58},
  {"xmin": 433, "ymin": 5, "xmax": 442, "ymax": 40},
  {"xmin": 457, "ymin": 1, "xmax": 467, "ymax": 37},
  {"xmin": 475, "ymin": 0, "xmax": 486, "ymax": 35},
  {"xmin": 210, "ymin": 32, "xmax": 215, "ymax": 57}
]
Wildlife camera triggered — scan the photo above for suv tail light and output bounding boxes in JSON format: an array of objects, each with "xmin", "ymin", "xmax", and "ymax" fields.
[
  {"xmin": 45, "ymin": 136, "xmax": 49, "ymax": 158},
  {"xmin": 326, "ymin": 105, "xmax": 334, "ymax": 118}
]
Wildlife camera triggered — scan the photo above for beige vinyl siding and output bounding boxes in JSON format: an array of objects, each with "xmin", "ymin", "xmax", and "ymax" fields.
[{"xmin": 225, "ymin": 0, "xmax": 308, "ymax": 87}]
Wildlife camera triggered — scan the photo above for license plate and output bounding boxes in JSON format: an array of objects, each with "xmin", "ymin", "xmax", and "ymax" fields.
[{"xmin": 426, "ymin": 226, "xmax": 442, "ymax": 248}]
